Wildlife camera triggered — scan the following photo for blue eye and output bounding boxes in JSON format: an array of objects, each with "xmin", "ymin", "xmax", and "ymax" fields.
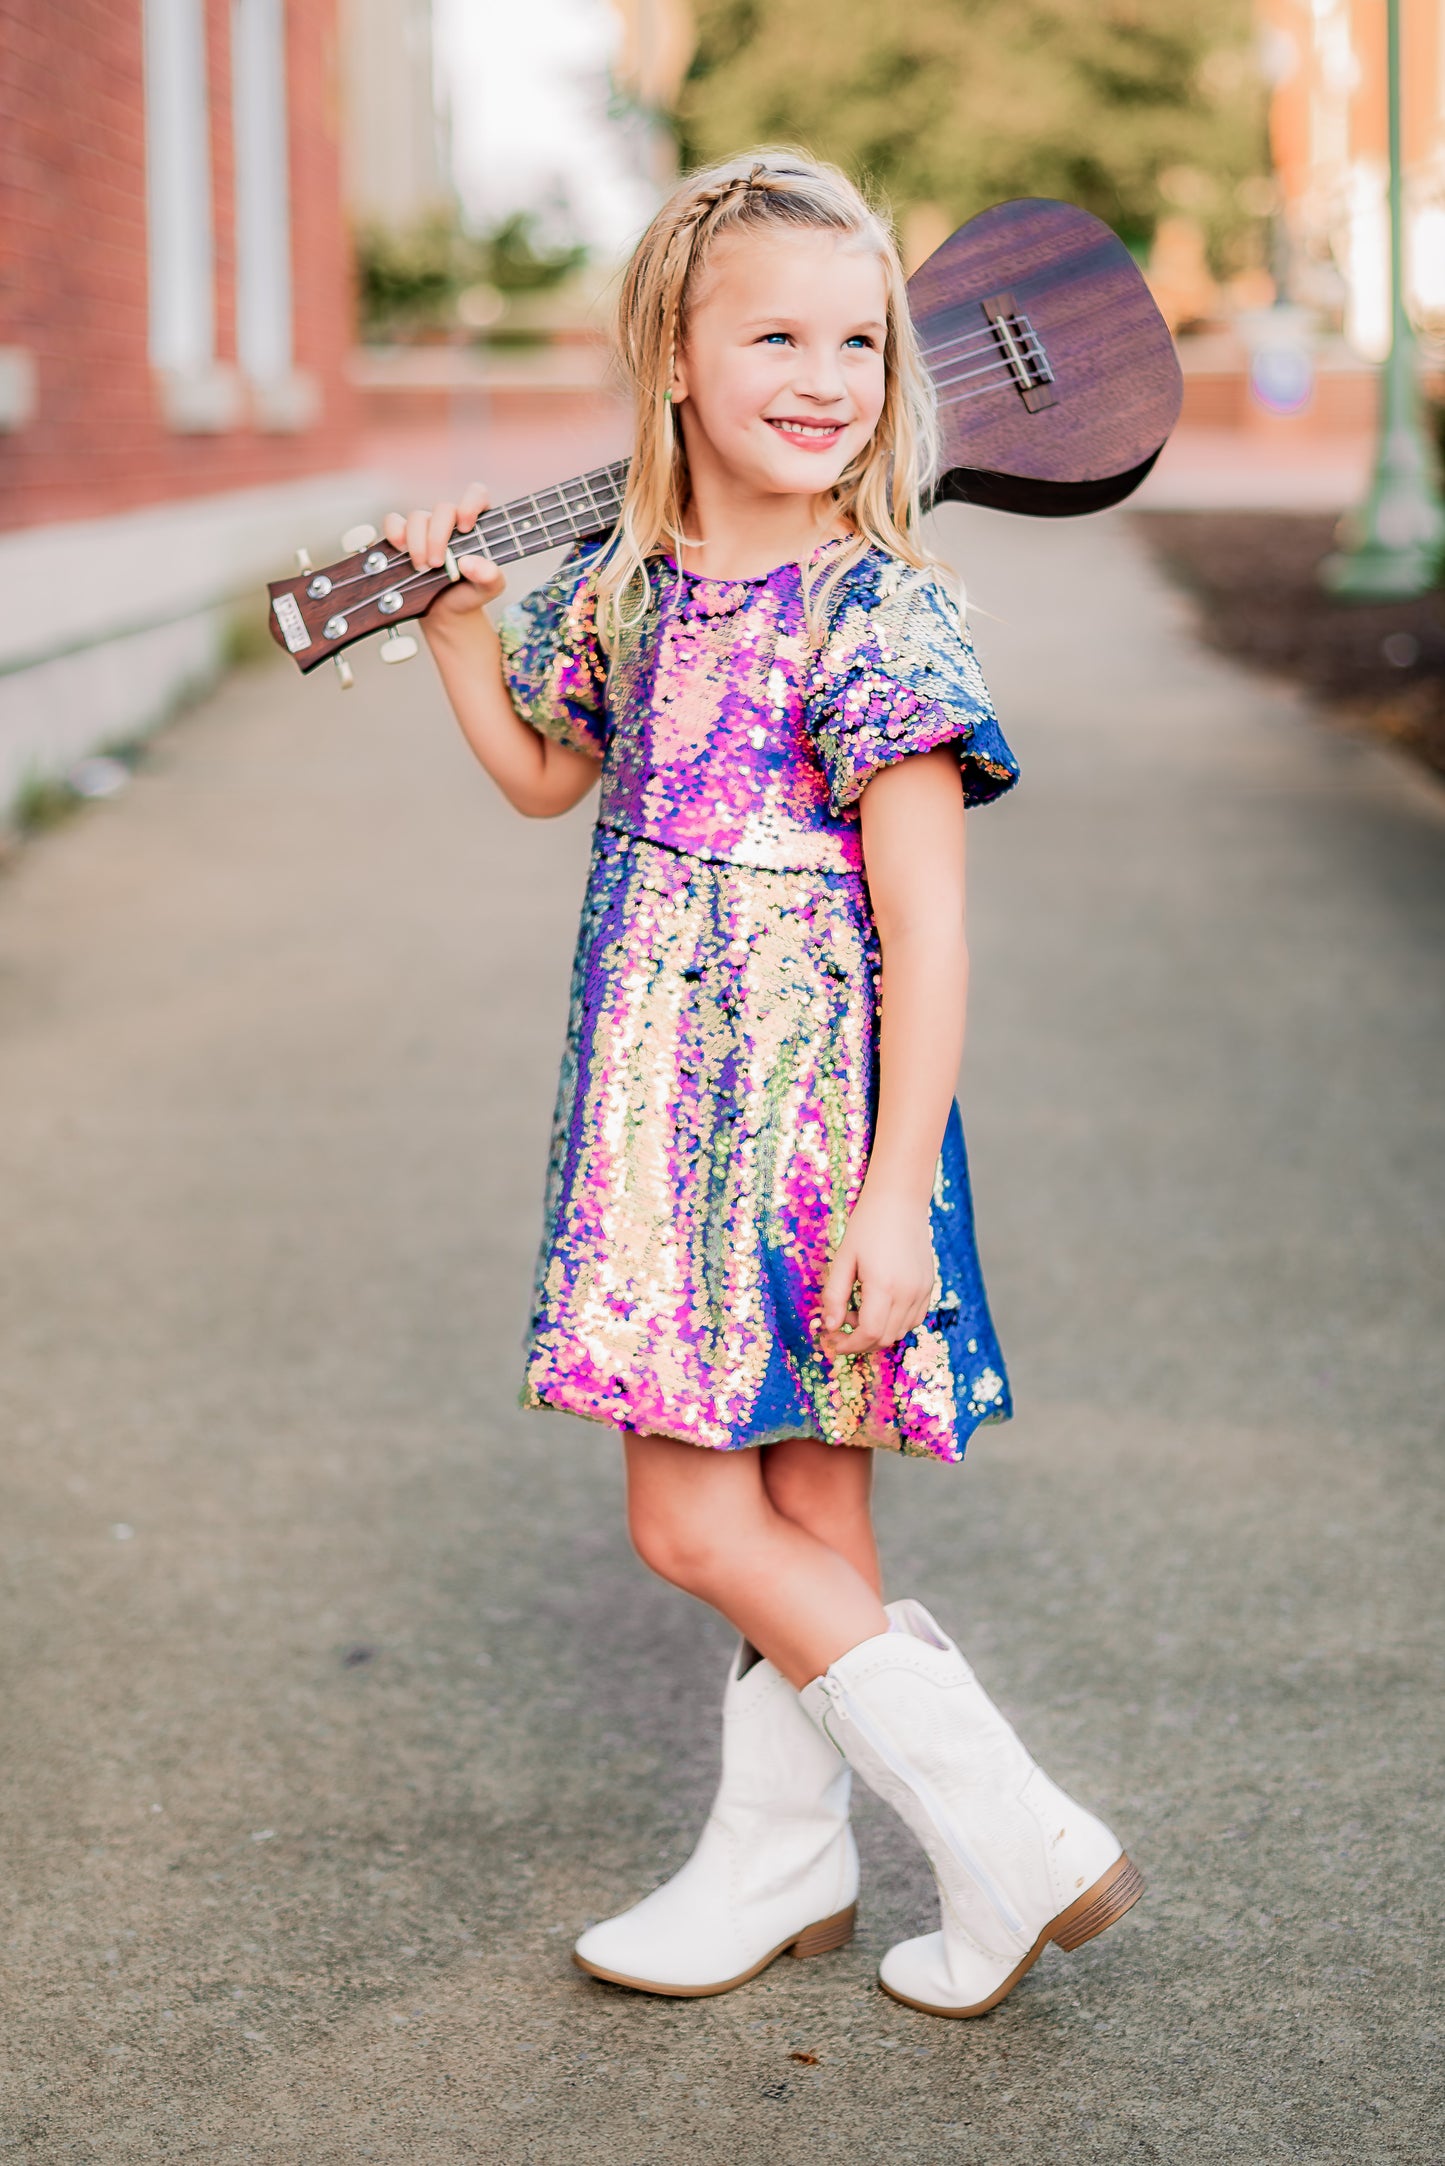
[
  {"xmin": 845, "ymin": 335, "xmax": 875, "ymax": 350},
  {"xmin": 761, "ymin": 332, "xmax": 790, "ymax": 345}
]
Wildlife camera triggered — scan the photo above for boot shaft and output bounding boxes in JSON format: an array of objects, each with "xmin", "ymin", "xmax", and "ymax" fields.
[
  {"xmin": 717, "ymin": 1640, "xmax": 853, "ymax": 1828},
  {"xmin": 803, "ymin": 1602, "xmax": 1121, "ymax": 1960}
]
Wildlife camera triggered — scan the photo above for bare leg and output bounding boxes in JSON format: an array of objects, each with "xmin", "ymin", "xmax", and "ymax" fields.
[
  {"xmin": 762, "ymin": 1436, "xmax": 882, "ymax": 1596},
  {"xmin": 624, "ymin": 1430, "xmax": 888, "ymax": 1689}
]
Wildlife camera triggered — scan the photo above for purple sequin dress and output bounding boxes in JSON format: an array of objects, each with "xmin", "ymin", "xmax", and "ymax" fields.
[{"xmin": 498, "ymin": 538, "xmax": 1020, "ymax": 1463}]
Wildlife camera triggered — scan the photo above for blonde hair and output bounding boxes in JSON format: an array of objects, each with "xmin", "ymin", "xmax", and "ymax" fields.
[{"xmin": 591, "ymin": 148, "xmax": 940, "ymax": 644}]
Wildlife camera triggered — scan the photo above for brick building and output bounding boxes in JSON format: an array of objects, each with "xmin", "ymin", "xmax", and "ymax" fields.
[
  {"xmin": 0, "ymin": 0, "xmax": 386, "ymax": 815},
  {"xmin": 1262, "ymin": 0, "xmax": 1445, "ymax": 352}
]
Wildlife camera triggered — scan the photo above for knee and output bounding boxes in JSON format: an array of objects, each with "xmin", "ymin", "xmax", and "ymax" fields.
[
  {"xmin": 627, "ymin": 1492, "xmax": 741, "ymax": 1595},
  {"xmin": 765, "ymin": 1452, "xmax": 869, "ymax": 1543}
]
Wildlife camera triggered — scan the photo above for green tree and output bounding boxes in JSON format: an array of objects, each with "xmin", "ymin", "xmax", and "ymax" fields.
[
  {"xmin": 679, "ymin": 0, "xmax": 1267, "ymax": 265},
  {"xmin": 355, "ymin": 213, "xmax": 586, "ymax": 341}
]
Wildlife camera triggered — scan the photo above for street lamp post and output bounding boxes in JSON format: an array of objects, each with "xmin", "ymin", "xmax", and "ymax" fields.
[{"xmin": 1321, "ymin": 0, "xmax": 1445, "ymax": 598}]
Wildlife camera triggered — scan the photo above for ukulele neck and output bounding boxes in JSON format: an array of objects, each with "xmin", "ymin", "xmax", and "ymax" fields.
[{"xmin": 472, "ymin": 460, "xmax": 630, "ymax": 566}]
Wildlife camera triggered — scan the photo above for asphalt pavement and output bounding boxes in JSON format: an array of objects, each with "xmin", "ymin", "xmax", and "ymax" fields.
[{"xmin": 0, "ymin": 504, "xmax": 1441, "ymax": 2164}]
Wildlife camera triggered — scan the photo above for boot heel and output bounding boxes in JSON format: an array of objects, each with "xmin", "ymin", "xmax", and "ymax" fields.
[
  {"xmin": 789, "ymin": 1903, "xmax": 856, "ymax": 1959},
  {"xmin": 1052, "ymin": 1854, "xmax": 1144, "ymax": 1953}
]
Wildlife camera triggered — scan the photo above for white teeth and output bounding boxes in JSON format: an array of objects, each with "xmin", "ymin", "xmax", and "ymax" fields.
[{"xmin": 770, "ymin": 420, "xmax": 840, "ymax": 439}]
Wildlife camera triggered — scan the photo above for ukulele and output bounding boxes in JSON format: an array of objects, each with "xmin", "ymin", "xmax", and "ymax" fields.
[{"xmin": 268, "ymin": 197, "xmax": 1180, "ymax": 682}]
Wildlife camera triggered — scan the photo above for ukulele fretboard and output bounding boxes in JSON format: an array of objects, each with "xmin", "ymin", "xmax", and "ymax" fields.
[{"xmin": 473, "ymin": 460, "xmax": 630, "ymax": 565}]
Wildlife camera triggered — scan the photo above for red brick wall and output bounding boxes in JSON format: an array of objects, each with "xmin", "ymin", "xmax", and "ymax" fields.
[
  {"xmin": 209, "ymin": 0, "xmax": 237, "ymax": 382},
  {"xmin": 0, "ymin": 0, "xmax": 359, "ymax": 533}
]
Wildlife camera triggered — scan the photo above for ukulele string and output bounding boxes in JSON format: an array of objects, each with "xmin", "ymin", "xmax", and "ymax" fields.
[
  {"xmin": 928, "ymin": 341, "xmax": 1046, "ymax": 397},
  {"xmin": 920, "ymin": 327, "xmax": 1022, "ymax": 368},
  {"xmin": 934, "ymin": 369, "xmax": 1047, "ymax": 408},
  {"xmin": 312, "ymin": 509, "xmax": 588, "ymax": 598},
  {"xmin": 316, "ymin": 356, "xmax": 1029, "ymax": 626},
  {"xmin": 346, "ymin": 362, "xmax": 1018, "ymax": 621},
  {"xmin": 920, "ymin": 312, "xmax": 1042, "ymax": 368},
  {"xmin": 309, "ymin": 337, "xmax": 1039, "ymax": 626},
  {"xmin": 309, "ymin": 321, "xmax": 1040, "ymax": 610},
  {"xmin": 321, "ymin": 334, "xmax": 1038, "ymax": 601},
  {"xmin": 319, "ymin": 479, "xmax": 626, "ymax": 606},
  {"xmin": 338, "ymin": 495, "xmax": 625, "ymax": 615}
]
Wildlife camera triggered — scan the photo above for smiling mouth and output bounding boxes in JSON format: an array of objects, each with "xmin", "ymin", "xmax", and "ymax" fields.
[{"xmin": 766, "ymin": 417, "xmax": 847, "ymax": 442}]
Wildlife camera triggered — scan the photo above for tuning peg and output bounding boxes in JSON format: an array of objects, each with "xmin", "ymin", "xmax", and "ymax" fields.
[
  {"xmin": 333, "ymin": 655, "xmax": 355, "ymax": 689},
  {"xmin": 379, "ymin": 633, "xmax": 419, "ymax": 665},
  {"xmin": 342, "ymin": 523, "xmax": 378, "ymax": 553},
  {"xmin": 294, "ymin": 546, "xmax": 313, "ymax": 571}
]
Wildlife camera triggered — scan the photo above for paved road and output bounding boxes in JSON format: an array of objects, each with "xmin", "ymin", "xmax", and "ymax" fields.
[{"xmin": 1, "ymin": 507, "xmax": 1441, "ymax": 2165}]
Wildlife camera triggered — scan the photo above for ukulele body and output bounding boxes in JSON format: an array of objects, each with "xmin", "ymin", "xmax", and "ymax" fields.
[{"xmin": 914, "ymin": 197, "xmax": 1181, "ymax": 518}]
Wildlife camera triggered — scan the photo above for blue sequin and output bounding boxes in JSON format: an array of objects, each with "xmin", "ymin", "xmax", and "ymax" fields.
[{"xmin": 498, "ymin": 540, "xmax": 1018, "ymax": 1462}]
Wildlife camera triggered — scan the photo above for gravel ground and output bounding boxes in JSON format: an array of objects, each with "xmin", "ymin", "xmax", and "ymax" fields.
[{"xmin": 0, "ymin": 505, "xmax": 1441, "ymax": 2164}]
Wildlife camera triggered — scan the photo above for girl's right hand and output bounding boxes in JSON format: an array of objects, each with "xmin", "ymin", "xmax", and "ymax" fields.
[{"xmin": 381, "ymin": 482, "xmax": 505, "ymax": 619}]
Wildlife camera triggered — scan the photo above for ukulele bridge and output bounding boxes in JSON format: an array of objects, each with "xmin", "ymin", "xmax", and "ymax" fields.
[{"xmin": 981, "ymin": 292, "xmax": 1056, "ymax": 412}]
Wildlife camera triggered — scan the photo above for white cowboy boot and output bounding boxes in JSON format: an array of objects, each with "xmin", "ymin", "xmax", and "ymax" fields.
[
  {"xmin": 573, "ymin": 1642, "xmax": 858, "ymax": 1997},
  {"xmin": 801, "ymin": 1599, "xmax": 1141, "ymax": 2017}
]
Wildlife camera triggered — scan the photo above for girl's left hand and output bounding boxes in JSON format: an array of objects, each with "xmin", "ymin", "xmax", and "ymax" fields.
[
  {"xmin": 818, "ymin": 1188, "xmax": 936, "ymax": 1358},
  {"xmin": 380, "ymin": 482, "xmax": 505, "ymax": 619}
]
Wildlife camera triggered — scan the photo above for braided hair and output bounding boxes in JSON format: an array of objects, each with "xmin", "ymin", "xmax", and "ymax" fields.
[{"xmin": 591, "ymin": 148, "xmax": 940, "ymax": 644}]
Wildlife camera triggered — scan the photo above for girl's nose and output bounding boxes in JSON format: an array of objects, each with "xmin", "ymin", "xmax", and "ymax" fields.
[{"xmin": 788, "ymin": 348, "xmax": 848, "ymax": 405}]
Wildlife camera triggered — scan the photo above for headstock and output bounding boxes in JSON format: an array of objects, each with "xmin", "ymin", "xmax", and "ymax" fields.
[
  {"xmin": 267, "ymin": 462, "xmax": 631, "ymax": 682},
  {"xmin": 266, "ymin": 529, "xmax": 444, "ymax": 679}
]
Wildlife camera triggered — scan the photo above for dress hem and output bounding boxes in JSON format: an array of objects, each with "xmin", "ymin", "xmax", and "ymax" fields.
[
  {"xmin": 520, "ymin": 1382, "xmax": 900, "ymax": 1455},
  {"xmin": 518, "ymin": 1379, "xmax": 994, "ymax": 1463}
]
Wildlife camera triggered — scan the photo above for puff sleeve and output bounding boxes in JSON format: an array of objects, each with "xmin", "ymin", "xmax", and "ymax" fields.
[
  {"xmin": 804, "ymin": 559, "xmax": 1019, "ymax": 815},
  {"xmin": 497, "ymin": 541, "xmax": 609, "ymax": 759}
]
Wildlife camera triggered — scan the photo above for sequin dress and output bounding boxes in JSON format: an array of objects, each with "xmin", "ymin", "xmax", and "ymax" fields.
[{"xmin": 498, "ymin": 538, "xmax": 1020, "ymax": 1464}]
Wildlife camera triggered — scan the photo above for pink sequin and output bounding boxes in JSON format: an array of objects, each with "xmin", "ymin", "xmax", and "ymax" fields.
[{"xmin": 498, "ymin": 543, "xmax": 1018, "ymax": 1461}]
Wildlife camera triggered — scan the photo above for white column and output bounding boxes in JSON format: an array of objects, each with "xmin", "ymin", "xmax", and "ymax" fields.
[
  {"xmin": 233, "ymin": 0, "xmax": 289, "ymax": 374},
  {"xmin": 142, "ymin": 0, "xmax": 240, "ymax": 429},
  {"xmin": 232, "ymin": 0, "xmax": 318, "ymax": 431}
]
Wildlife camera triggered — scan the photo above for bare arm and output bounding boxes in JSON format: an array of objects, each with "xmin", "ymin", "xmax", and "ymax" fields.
[
  {"xmin": 383, "ymin": 484, "xmax": 600, "ymax": 819},
  {"xmin": 818, "ymin": 746, "xmax": 968, "ymax": 1357}
]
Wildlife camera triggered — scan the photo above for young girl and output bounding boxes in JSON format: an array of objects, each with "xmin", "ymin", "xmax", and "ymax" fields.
[{"xmin": 386, "ymin": 151, "xmax": 1141, "ymax": 2018}]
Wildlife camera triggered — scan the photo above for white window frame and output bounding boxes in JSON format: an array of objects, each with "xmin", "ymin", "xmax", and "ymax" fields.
[
  {"xmin": 142, "ymin": 0, "xmax": 216, "ymax": 376},
  {"xmin": 232, "ymin": 0, "xmax": 293, "ymax": 386}
]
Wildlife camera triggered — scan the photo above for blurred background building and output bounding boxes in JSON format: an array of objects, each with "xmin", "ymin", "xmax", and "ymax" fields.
[
  {"xmin": 341, "ymin": 0, "xmax": 452, "ymax": 234},
  {"xmin": 0, "ymin": 0, "xmax": 386, "ymax": 816},
  {"xmin": 1262, "ymin": 0, "xmax": 1445, "ymax": 352},
  {"xmin": 0, "ymin": 0, "xmax": 692, "ymax": 819},
  {"xmin": 1150, "ymin": 1, "xmax": 1445, "ymax": 459}
]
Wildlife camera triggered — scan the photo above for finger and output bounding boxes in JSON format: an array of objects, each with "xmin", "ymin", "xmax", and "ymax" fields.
[
  {"xmin": 879, "ymin": 1297, "xmax": 918, "ymax": 1351},
  {"xmin": 855, "ymin": 1308, "xmax": 896, "ymax": 1356},
  {"xmin": 405, "ymin": 509, "xmax": 430, "ymax": 571},
  {"xmin": 844, "ymin": 1279, "xmax": 892, "ymax": 1358},
  {"xmin": 905, "ymin": 1290, "xmax": 933, "ymax": 1339},
  {"xmin": 888, "ymin": 1285, "xmax": 932, "ymax": 1344},
  {"xmin": 820, "ymin": 1242, "xmax": 858, "ymax": 1334},
  {"xmin": 426, "ymin": 501, "xmax": 458, "ymax": 567},
  {"xmin": 820, "ymin": 1300, "xmax": 865, "ymax": 1358},
  {"xmin": 457, "ymin": 480, "xmax": 490, "ymax": 532},
  {"xmin": 381, "ymin": 510, "xmax": 407, "ymax": 550},
  {"xmin": 459, "ymin": 553, "xmax": 502, "ymax": 595},
  {"xmin": 878, "ymin": 1291, "xmax": 921, "ymax": 1349}
]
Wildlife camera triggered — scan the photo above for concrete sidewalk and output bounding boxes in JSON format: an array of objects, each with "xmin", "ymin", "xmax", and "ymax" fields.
[{"xmin": 0, "ymin": 506, "xmax": 1441, "ymax": 2164}]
